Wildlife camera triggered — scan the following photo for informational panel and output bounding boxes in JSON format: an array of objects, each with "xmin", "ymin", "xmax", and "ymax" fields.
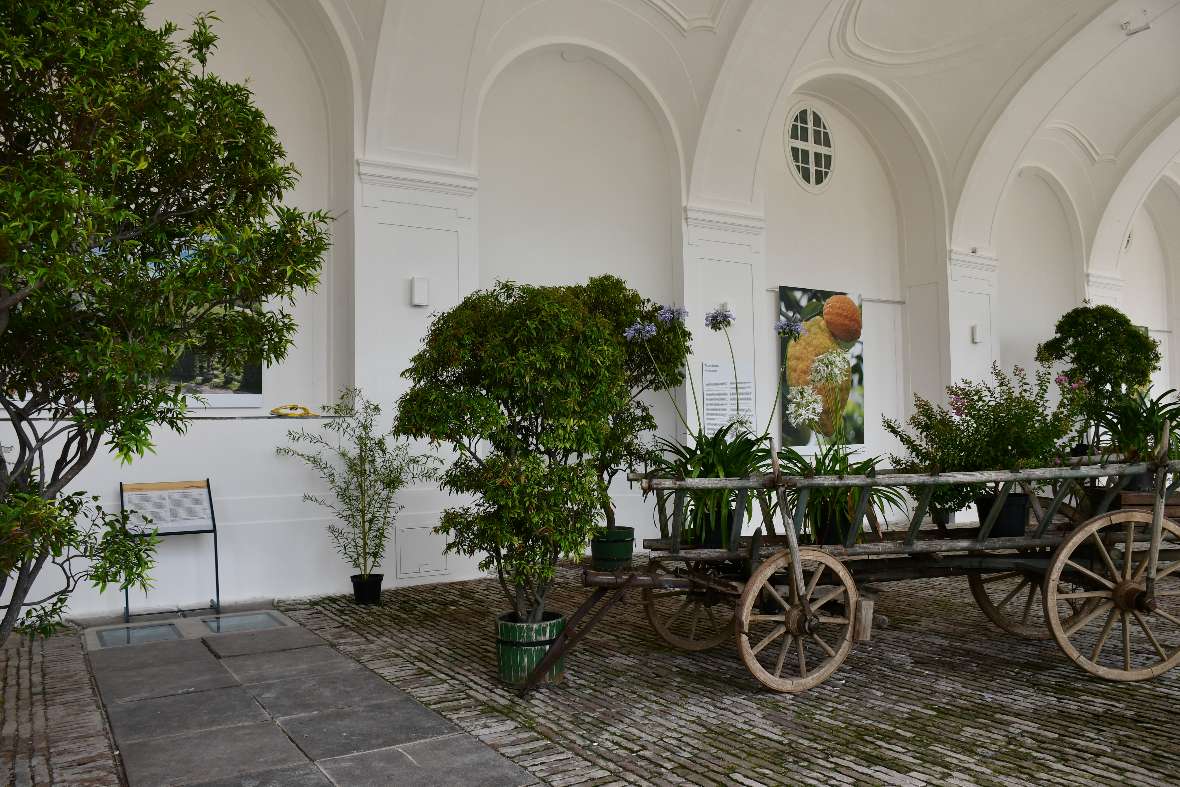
[
  {"xmin": 702, "ymin": 361, "xmax": 755, "ymax": 435},
  {"xmin": 121, "ymin": 481, "xmax": 214, "ymax": 535}
]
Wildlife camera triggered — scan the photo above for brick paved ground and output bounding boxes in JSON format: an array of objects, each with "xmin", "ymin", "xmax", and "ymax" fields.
[
  {"xmin": 283, "ymin": 566, "xmax": 1180, "ymax": 787},
  {"xmin": 1, "ymin": 632, "xmax": 121, "ymax": 787}
]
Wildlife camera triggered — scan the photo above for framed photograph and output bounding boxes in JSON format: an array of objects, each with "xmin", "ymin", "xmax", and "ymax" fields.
[
  {"xmin": 168, "ymin": 350, "xmax": 262, "ymax": 408},
  {"xmin": 779, "ymin": 286, "xmax": 865, "ymax": 447}
]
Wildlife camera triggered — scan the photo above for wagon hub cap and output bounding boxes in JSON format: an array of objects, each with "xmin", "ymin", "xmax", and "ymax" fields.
[
  {"xmin": 783, "ymin": 607, "xmax": 817, "ymax": 635},
  {"xmin": 1111, "ymin": 580, "xmax": 1146, "ymax": 613}
]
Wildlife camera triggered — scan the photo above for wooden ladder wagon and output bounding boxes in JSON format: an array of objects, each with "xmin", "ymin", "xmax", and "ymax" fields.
[{"xmin": 520, "ymin": 459, "xmax": 1180, "ymax": 695}]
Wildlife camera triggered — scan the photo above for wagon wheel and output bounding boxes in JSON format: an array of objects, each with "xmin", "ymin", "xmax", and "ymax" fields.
[
  {"xmin": 1044, "ymin": 510, "xmax": 1180, "ymax": 681},
  {"xmin": 736, "ymin": 548, "xmax": 858, "ymax": 692},
  {"xmin": 644, "ymin": 559, "xmax": 738, "ymax": 651},
  {"xmin": 968, "ymin": 554, "xmax": 1098, "ymax": 640}
]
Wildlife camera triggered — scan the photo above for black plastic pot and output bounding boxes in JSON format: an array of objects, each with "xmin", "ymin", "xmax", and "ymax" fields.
[
  {"xmin": 350, "ymin": 573, "xmax": 383, "ymax": 605},
  {"xmin": 974, "ymin": 494, "xmax": 1030, "ymax": 538},
  {"xmin": 590, "ymin": 526, "xmax": 634, "ymax": 571},
  {"xmin": 930, "ymin": 506, "xmax": 953, "ymax": 527},
  {"xmin": 1126, "ymin": 470, "xmax": 1157, "ymax": 492}
]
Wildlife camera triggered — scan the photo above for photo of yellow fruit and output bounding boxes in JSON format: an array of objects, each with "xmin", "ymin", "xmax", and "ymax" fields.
[{"xmin": 779, "ymin": 287, "xmax": 865, "ymax": 446}]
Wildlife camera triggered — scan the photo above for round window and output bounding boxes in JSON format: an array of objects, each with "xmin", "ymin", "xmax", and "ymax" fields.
[{"xmin": 785, "ymin": 106, "xmax": 833, "ymax": 191}]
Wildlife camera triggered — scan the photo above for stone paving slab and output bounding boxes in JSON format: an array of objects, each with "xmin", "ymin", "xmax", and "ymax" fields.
[
  {"xmin": 94, "ymin": 653, "xmax": 238, "ymax": 704},
  {"xmin": 318, "ymin": 732, "xmax": 538, "ymax": 786},
  {"xmin": 187, "ymin": 763, "xmax": 334, "ymax": 787},
  {"xmin": 244, "ymin": 666, "xmax": 404, "ymax": 718},
  {"xmin": 278, "ymin": 695, "xmax": 457, "ymax": 759},
  {"xmin": 282, "ymin": 563, "xmax": 1180, "ymax": 786},
  {"xmin": 204, "ymin": 626, "xmax": 325, "ymax": 658},
  {"xmin": 221, "ymin": 644, "xmax": 360, "ymax": 683},
  {"xmin": 105, "ymin": 685, "xmax": 268, "ymax": 743},
  {"xmin": 118, "ymin": 721, "xmax": 307, "ymax": 786},
  {"xmin": 88, "ymin": 637, "xmax": 213, "ymax": 673}
]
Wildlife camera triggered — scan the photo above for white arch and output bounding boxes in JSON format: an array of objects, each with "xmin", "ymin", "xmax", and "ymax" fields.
[
  {"xmin": 1016, "ymin": 163, "xmax": 1088, "ymax": 297},
  {"xmin": 1092, "ymin": 115, "xmax": 1180, "ymax": 275},
  {"xmin": 470, "ymin": 40, "xmax": 688, "ymax": 204}
]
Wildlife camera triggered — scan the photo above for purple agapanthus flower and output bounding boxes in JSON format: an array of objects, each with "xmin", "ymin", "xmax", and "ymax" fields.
[
  {"xmin": 775, "ymin": 317, "xmax": 805, "ymax": 340},
  {"xmin": 704, "ymin": 305, "xmax": 735, "ymax": 331},
  {"xmin": 657, "ymin": 305, "xmax": 689, "ymax": 324},
  {"xmin": 624, "ymin": 321, "xmax": 658, "ymax": 342}
]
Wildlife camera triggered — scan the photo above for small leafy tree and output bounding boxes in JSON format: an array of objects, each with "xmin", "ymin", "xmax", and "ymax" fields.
[
  {"xmin": 277, "ymin": 389, "xmax": 438, "ymax": 580},
  {"xmin": 1037, "ymin": 304, "xmax": 1160, "ymax": 438},
  {"xmin": 396, "ymin": 282, "xmax": 629, "ymax": 622},
  {"xmin": 569, "ymin": 276, "xmax": 691, "ymax": 528},
  {"xmin": 0, "ymin": 1, "xmax": 330, "ymax": 643}
]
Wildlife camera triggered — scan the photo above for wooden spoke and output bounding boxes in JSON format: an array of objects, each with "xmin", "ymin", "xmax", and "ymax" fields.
[
  {"xmin": 1090, "ymin": 532, "xmax": 1120, "ymax": 580},
  {"xmin": 774, "ymin": 635, "xmax": 790, "ymax": 678},
  {"xmin": 1133, "ymin": 610, "xmax": 1168, "ymax": 661},
  {"xmin": 1125, "ymin": 524, "xmax": 1135, "ymax": 581},
  {"xmin": 1122, "ymin": 612, "xmax": 1132, "ymax": 671},
  {"xmin": 811, "ymin": 586, "xmax": 845, "ymax": 611},
  {"xmin": 1063, "ymin": 600, "xmax": 1114, "ymax": 637},
  {"xmin": 1156, "ymin": 561, "xmax": 1180, "ymax": 580},
  {"xmin": 644, "ymin": 561, "xmax": 737, "ymax": 652},
  {"xmin": 1090, "ymin": 609, "xmax": 1118, "ymax": 662},
  {"xmin": 979, "ymin": 571, "xmax": 1023, "ymax": 585},
  {"xmin": 737, "ymin": 547, "xmax": 858, "ymax": 693},
  {"xmin": 1064, "ymin": 560, "xmax": 1116, "ymax": 590},
  {"xmin": 1020, "ymin": 583, "xmax": 1038, "ymax": 625},
  {"xmin": 996, "ymin": 578, "xmax": 1030, "ymax": 611},
  {"xmin": 752, "ymin": 625, "xmax": 786, "ymax": 656},
  {"xmin": 1044, "ymin": 510, "xmax": 1180, "ymax": 682},
  {"xmin": 812, "ymin": 632, "xmax": 836, "ymax": 658}
]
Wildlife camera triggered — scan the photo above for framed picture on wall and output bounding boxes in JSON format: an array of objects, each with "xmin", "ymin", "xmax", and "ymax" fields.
[
  {"xmin": 779, "ymin": 286, "xmax": 865, "ymax": 447},
  {"xmin": 168, "ymin": 350, "xmax": 262, "ymax": 408}
]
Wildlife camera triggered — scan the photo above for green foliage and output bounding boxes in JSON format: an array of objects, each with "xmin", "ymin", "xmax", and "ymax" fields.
[
  {"xmin": 1036, "ymin": 304, "xmax": 1160, "ymax": 430},
  {"xmin": 396, "ymin": 282, "xmax": 631, "ymax": 622},
  {"xmin": 0, "ymin": 1, "xmax": 330, "ymax": 643},
  {"xmin": 569, "ymin": 276, "xmax": 691, "ymax": 527},
  {"xmin": 278, "ymin": 389, "xmax": 437, "ymax": 580},
  {"xmin": 946, "ymin": 363, "xmax": 1073, "ymax": 473},
  {"xmin": 1, "ymin": 491, "xmax": 156, "ymax": 638},
  {"xmin": 650, "ymin": 423, "xmax": 772, "ymax": 547},
  {"xmin": 882, "ymin": 397, "xmax": 980, "ymax": 513},
  {"xmin": 777, "ymin": 443, "xmax": 905, "ymax": 545},
  {"xmin": 1097, "ymin": 389, "xmax": 1180, "ymax": 461}
]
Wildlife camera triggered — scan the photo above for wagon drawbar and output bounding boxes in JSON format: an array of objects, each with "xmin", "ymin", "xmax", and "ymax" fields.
[{"xmin": 518, "ymin": 457, "xmax": 1180, "ymax": 695}]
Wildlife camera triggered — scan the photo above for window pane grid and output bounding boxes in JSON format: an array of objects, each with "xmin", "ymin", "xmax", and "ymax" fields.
[{"xmin": 786, "ymin": 107, "xmax": 833, "ymax": 189}]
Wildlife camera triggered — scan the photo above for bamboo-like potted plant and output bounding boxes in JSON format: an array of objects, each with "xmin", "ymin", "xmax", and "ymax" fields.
[
  {"xmin": 395, "ymin": 282, "xmax": 629, "ymax": 685},
  {"xmin": 572, "ymin": 276, "xmax": 691, "ymax": 569},
  {"xmin": 278, "ymin": 388, "xmax": 437, "ymax": 605}
]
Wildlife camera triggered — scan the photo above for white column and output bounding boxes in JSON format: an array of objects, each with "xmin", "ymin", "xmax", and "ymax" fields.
[
  {"xmin": 1084, "ymin": 270, "xmax": 1124, "ymax": 307},
  {"xmin": 947, "ymin": 249, "xmax": 999, "ymax": 384},
  {"xmin": 682, "ymin": 205, "xmax": 767, "ymax": 439},
  {"xmin": 352, "ymin": 157, "xmax": 481, "ymax": 586}
]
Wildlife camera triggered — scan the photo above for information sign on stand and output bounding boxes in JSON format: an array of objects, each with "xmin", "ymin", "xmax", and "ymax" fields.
[{"xmin": 119, "ymin": 479, "xmax": 220, "ymax": 621}]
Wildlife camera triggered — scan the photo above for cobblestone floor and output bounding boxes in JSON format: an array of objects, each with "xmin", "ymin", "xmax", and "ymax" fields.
[
  {"xmin": 1, "ymin": 632, "xmax": 121, "ymax": 787},
  {"xmin": 283, "ymin": 565, "xmax": 1180, "ymax": 787}
]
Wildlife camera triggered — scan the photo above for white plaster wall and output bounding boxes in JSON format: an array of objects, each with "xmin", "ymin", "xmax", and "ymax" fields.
[
  {"xmin": 477, "ymin": 48, "xmax": 682, "ymax": 537},
  {"xmin": 1119, "ymin": 209, "xmax": 1172, "ymax": 392},
  {"xmin": 762, "ymin": 99, "xmax": 904, "ymax": 455},
  {"xmin": 994, "ymin": 172, "xmax": 1081, "ymax": 372}
]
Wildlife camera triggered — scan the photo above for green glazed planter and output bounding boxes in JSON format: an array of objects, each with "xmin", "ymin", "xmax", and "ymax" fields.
[
  {"xmin": 589, "ymin": 526, "xmax": 634, "ymax": 571},
  {"xmin": 496, "ymin": 611, "xmax": 566, "ymax": 686}
]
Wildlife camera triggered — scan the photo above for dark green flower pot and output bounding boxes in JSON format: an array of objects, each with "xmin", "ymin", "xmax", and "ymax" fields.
[
  {"xmin": 495, "ymin": 612, "xmax": 565, "ymax": 686},
  {"xmin": 590, "ymin": 526, "xmax": 634, "ymax": 571}
]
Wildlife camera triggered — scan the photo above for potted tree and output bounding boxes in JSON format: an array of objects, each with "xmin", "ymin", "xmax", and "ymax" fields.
[
  {"xmin": 883, "ymin": 395, "xmax": 980, "ymax": 527},
  {"xmin": 395, "ymin": 282, "xmax": 629, "ymax": 685},
  {"xmin": 571, "ymin": 276, "xmax": 691, "ymax": 569},
  {"xmin": 278, "ymin": 389, "xmax": 437, "ymax": 605},
  {"xmin": 1036, "ymin": 303, "xmax": 1160, "ymax": 453}
]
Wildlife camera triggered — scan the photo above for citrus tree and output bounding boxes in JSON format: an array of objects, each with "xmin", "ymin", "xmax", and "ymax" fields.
[{"xmin": 0, "ymin": 0, "xmax": 331, "ymax": 642}]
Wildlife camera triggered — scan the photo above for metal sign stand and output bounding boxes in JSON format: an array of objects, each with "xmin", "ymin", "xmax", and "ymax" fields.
[{"xmin": 119, "ymin": 479, "xmax": 221, "ymax": 622}]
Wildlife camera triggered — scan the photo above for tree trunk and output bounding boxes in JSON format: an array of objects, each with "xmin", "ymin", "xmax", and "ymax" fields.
[{"xmin": 0, "ymin": 552, "xmax": 48, "ymax": 646}]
